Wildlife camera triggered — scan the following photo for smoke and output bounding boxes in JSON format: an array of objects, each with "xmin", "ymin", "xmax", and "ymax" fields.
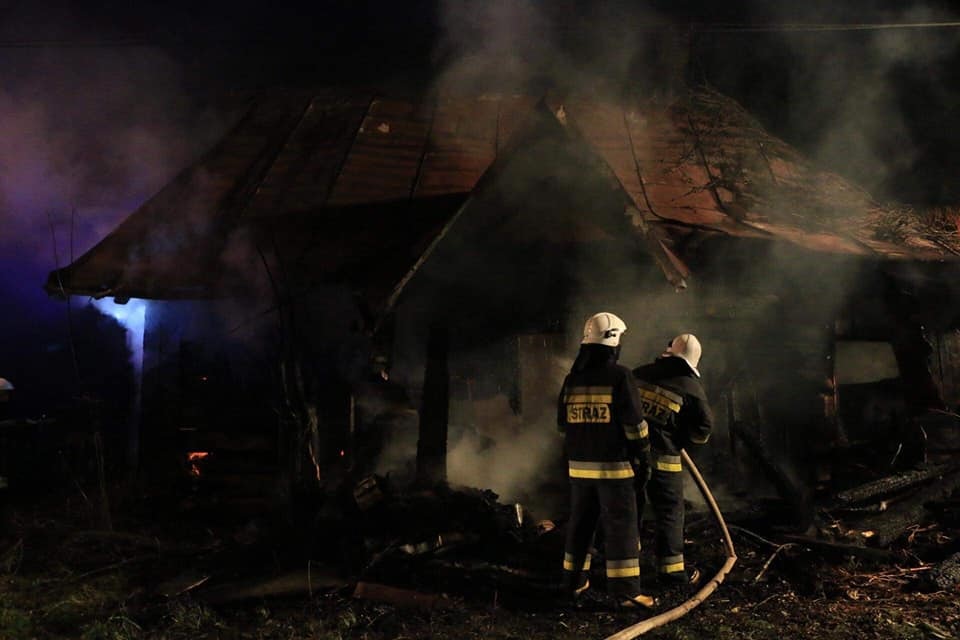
[
  {"xmin": 432, "ymin": 1, "xmax": 555, "ymax": 94},
  {"xmin": 0, "ymin": 15, "xmax": 227, "ymax": 420},
  {"xmin": 0, "ymin": 1, "xmax": 230, "ymax": 293},
  {"xmin": 431, "ymin": 1, "xmax": 666, "ymax": 97},
  {"xmin": 90, "ymin": 298, "xmax": 149, "ymax": 373},
  {"xmin": 446, "ymin": 414, "xmax": 563, "ymax": 503},
  {"xmin": 314, "ymin": 3, "xmax": 944, "ymax": 516},
  {"xmin": 90, "ymin": 297, "xmax": 148, "ymax": 462},
  {"xmin": 379, "ymin": 328, "xmax": 570, "ymax": 506},
  {"xmin": 386, "ymin": 2, "xmax": 686, "ymax": 509},
  {"xmin": 793, "ymin": 11, "xmax": 959, "ymax": 200},
  {"xmin": 0, "ymin": 45, "xmax": 221, "ymax": 305},
  {"xmin": 0, "ymin": 50, "xmax": 215, "ymax": 241},
  {"xmin": 705, "ymin": 2, "xmax": 960, "ymax": 204}
]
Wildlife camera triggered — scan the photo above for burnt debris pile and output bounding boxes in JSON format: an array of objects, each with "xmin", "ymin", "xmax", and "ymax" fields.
[
  {"xmin": 99, "ymin": 477, "xmax": 569, "ymax": 614},
  {"xmin": 722, "ymin": 417, "xmax": 960, "ymax": 598},
  {"xmin": 326, "ymin": 477, "xmax": 563, "ymax": 605}
]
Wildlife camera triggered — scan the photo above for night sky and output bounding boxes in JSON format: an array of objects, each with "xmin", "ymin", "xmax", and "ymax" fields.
[{"xmin": 2, "ymin": 0, "xmax": 960, "ymax": 412}]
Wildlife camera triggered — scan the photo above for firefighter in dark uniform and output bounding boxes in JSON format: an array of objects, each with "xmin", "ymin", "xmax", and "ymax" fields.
[
  {"xmin": 632, "ymin": 334, "xmax": 713, "ymax": 586},
  {"xmin": 558, "ymin": 312, "xmax": 655, "ymax": 609}
]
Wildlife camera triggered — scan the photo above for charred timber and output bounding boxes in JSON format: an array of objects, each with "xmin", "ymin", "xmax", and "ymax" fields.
[
  {"xmin": 779, "ymin": 534, "xmax": 892, "ymax": 562},
  {"xmin": 854, "ymin": 467, "xmax": 960, "ymax": 548},
  {"xmin": 922, "ymin": 552, "xmax": 960, "ymax": 592},
  {"xmin": 832, "ymin": 463, "xmax": 957, "ymax": 507},
  {"xmin": 885, "ymin": 284, "xmax": 947, "ymax": 415}
]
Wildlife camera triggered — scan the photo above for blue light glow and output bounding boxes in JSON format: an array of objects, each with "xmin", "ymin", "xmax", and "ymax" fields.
[{"xmin": 89, "ymin": 298, "xmax": 148, "ymax": 373}]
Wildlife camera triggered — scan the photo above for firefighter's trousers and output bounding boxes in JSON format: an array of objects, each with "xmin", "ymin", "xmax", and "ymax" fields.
[
  {"xmin": 562, "ymin": 478, "xmax": 640, "ymax": 596},
  {"xmin": 645, "ymin": 453, "xmax": 687, "ymax": 578}
]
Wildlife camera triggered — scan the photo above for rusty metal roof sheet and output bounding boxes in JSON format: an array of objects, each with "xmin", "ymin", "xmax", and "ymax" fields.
[
  {"xmin": 570, "ymin": 90, "xmax": 959, "ymax": 258},
  {"xmin": 46, "ymin": 87, "xmax": 960, "ymax": 303}
]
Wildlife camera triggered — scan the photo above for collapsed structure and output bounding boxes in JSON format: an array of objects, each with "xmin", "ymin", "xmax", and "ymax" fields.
[{"xmin": 44, "ymin": 85, "xmax": 960, "ymax": 517}]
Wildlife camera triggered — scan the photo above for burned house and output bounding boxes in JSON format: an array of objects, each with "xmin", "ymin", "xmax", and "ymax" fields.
[{"xmin": 45, "ymin": 86, "xmax": 960, "ymax": 515}]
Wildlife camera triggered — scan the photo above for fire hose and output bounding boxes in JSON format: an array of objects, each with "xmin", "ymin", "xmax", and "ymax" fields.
[{"xmin": 604, "ymin": 449, "xmax": 738, "ymax": 640}]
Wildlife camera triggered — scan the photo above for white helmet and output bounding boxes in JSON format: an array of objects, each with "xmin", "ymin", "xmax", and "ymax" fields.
[
  {"xmin": 0, "ymin": 378, "xmax": 12, "ymax": 391},
  {"xmin": 582, "ymin": 312, "xmax": 627, "ymax": 347},
  {"xmin": 662, "ymin": 334, "xmax": 702, "ymax": 377}
]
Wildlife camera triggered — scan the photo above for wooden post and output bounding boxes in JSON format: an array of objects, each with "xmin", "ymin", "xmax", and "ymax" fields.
[
  {"xmin": 890, "ymin": 318, "xmax": 948, "ymax": 415},
  {"xmin": 417, "ymin": 327, "xmax": 449, "ymax": 486}
]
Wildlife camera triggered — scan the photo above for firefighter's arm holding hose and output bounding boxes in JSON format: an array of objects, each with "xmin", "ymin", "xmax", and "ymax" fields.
[{"xmin": 678, "ymin": 383, "xmax": 714, "ymax": 450}]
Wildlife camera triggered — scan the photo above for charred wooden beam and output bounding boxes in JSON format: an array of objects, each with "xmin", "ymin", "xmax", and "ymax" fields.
[
  {"xmin": 417, "ymin": 327, "xmax": 450, "ymax": 485},
  {"xmin": 779, "ymin": 534, "xmax": 892, "ymax": 562},
  {"xmin": 832, "ymin": 463, "xmax": 957, "ymax": 507},
  {"xmin": 922, "ymin": 552, "xmax": 960, "ymax": 592},
  {"xmin": 853, "ymin": 468, "xmax": 960, "ymax": 548},
  {"xmin": 885, "ymin": 283, "xmax": 948, "ymax": 415}
]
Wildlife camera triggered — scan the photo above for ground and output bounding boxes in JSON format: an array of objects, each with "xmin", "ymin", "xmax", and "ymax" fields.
[{"xmin": 2, "ymin": 487, "xmax": 959, "ymax": 640}]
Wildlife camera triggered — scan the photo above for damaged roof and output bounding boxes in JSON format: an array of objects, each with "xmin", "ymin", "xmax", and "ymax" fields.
[{"xmin": 45, "ymin": 86, "xmax": 960, "ymax": 305}]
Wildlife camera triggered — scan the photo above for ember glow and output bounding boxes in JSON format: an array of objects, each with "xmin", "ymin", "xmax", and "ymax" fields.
[{"xmin": 187, "ymin": 451, "xmax": 210, "ymax": 477}]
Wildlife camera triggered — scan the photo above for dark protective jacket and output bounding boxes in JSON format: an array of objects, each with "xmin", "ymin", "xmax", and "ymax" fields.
[
  {"xmin": 632, "ymin": 356, "xmax": 713, "ymax": 456},
  {"xmin": 558, "ymin": 344, "xmax": 649, "ymax": 479}
]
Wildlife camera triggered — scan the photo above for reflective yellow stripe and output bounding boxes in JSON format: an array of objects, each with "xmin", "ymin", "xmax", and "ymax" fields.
[
  {"xmin": 689, "ymin": 434, "xmax": 710, "ymax": 444},
  {"xmin": 563, "ymin": 554, "xmax": 591, "ymax": 571},
  {"xmin": 570, "ymin": 461, "xmax": 633, "ymax": 473},
  {"xmin": 637, "ymin": 382, "xmax": 683, "ymax": 405},
  {"xmin": 624, "ymin": 421, "xmax": 650, "ymax": 441},
  {"xmin": 565, "ymin": 394, "xmax": 613, "ymax": 403},
  {"xmin": 570, "ymin": 467, "xmax": 635, "ymax": 479},
  {"xmin": 607, "ymin": 566, "xmax": 641, "ymax": 578},
  {"xmin": 661, "ymin": 561, "xmax": 685, "ymax": 574},
  {"xmin": 655, "ymin": 461, "xmax": 682, "ymax": 472},
  {"xmin": 639, "ymin": 389, "xmax": 682, "ymax": 413}
]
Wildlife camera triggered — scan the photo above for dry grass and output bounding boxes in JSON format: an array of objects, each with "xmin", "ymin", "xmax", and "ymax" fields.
[{"xmin": 2, "ymin": 495, "xmax": 960, "ymax": 640}]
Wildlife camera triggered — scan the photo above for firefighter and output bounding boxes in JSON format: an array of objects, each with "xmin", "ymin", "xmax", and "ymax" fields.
[
  {"xmin": 558, "ymin": 312, "xmax": 655, "ymax": 609},
  {"xmin": 632, "ymin": 333, "xmax": 713, "ymax": 586}
]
